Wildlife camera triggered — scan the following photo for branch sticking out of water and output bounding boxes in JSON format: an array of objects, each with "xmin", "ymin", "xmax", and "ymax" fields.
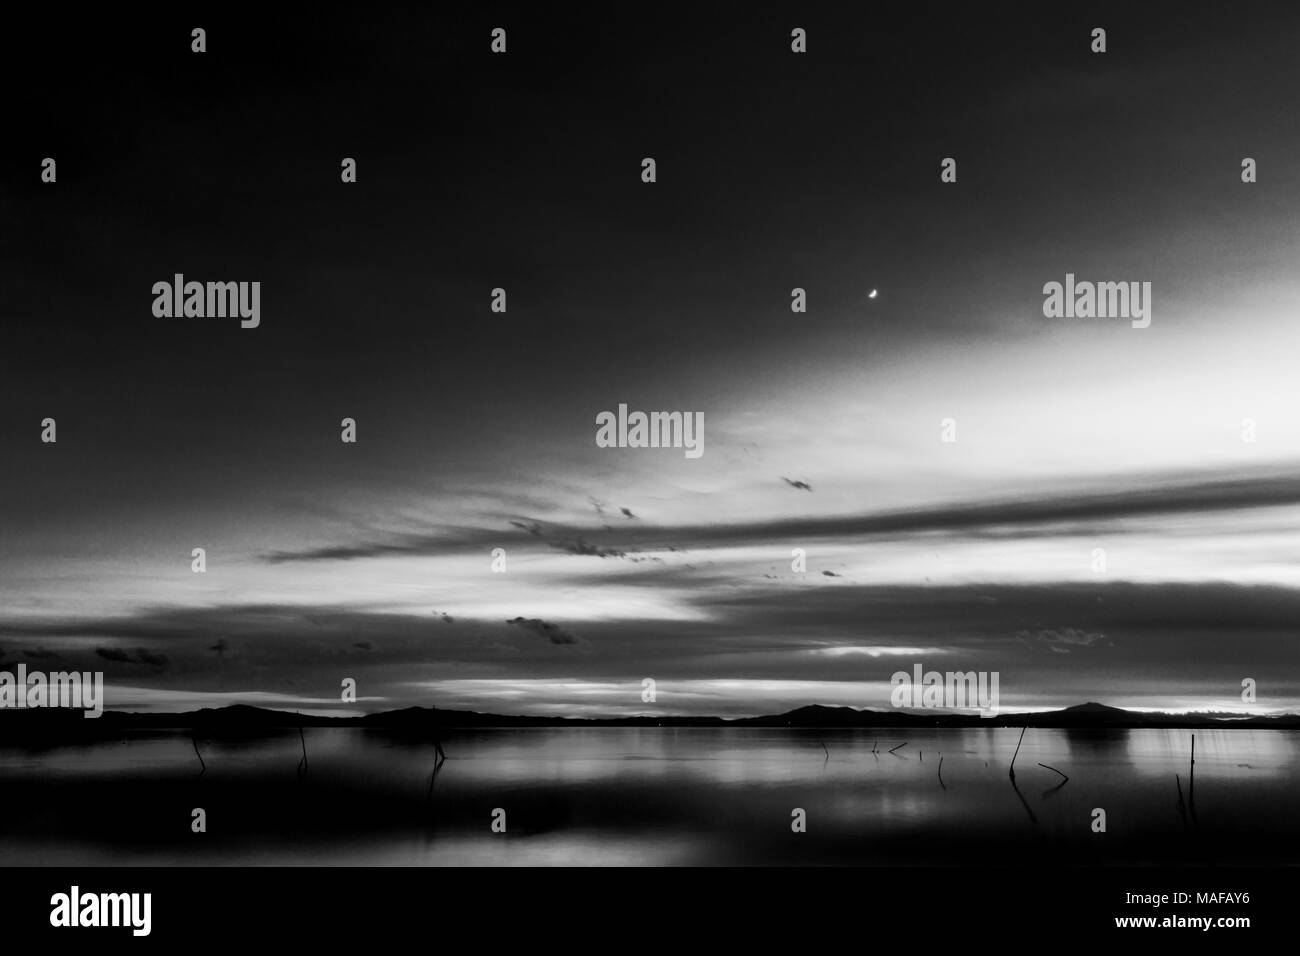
[
  {"xmin": 191, "ymin": 735, "xmax": 205, "ymax": 775},
  {"xmin": 296, "ymin": 711, "xmax": 309, "ymax": 777},
  {"xmin": 1037, "ymin": 762, "xmax": 1068, "ymax": 782},
  {"xmin": 428, "ymin": 753, "xmax": 445, "ymax": 801},
  {"xmin": 888, "ymin": 742, "xmax": 907, "ymax": 755},
  {"xmin": 1009, "ymin": 725, "xmax": 1027, "ymax": 780}
]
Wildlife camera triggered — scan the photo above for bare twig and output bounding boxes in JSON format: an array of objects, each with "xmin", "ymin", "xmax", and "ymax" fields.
[
  {"xmin": 888, "ymin": 742, "xmax": 907, "ymax": 755},
  {"xmin": 427, "ymin": 756, "xmax": 444, "ymax": 801},
  {"xmin": 191, "ymin": 735, "xmax": 205, "ymax": 775},
  {"xmin": 1037, "ymin": 762, "xmax": 1068, "ymax": 782},
  {"xmin": 296, "ymin": 711, "xmax": 309, "ymax": 776},
  {"xmin": 1009, "ymin": 725, "xmax": 1027, "ymax": 780}
]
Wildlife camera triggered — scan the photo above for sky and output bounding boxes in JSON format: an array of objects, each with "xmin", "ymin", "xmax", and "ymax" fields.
[{"xmin": 3, "ymin": 3, "xmax": 1300, "ymax": 717}]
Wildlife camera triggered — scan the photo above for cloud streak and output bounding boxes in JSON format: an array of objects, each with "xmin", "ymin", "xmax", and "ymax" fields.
[{"xmin": 256, "ymin": 466, "xmax": 1300, "ymax": 564}]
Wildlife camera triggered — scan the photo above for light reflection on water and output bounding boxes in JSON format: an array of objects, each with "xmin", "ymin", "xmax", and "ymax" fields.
[{"xmin": 1, "ymin": 727, "xmax": 1296, "ymax": 865}]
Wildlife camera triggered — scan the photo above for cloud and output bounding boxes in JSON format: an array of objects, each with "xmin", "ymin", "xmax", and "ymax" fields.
[
  {"xmin": 261, "ymin": 523, "xmax": 517, "ymax": 563},
  {"xmin": 95, "ymin": 646, "xmax": 168, "ymax": 668},
  {"xmin": 506, "ymin": 617, "xmax": 580, "ymax": 645},
  {"xmin": 1017, "ymin": 628, "xmax": 1107, "ymax": 654},
  {"xmin": 0, "ymin": 604, "xmax": 588, "ymax": 671},
  {"xmin": 554, "ymin": 538, "xmax": 626, "ymax": 558},
  {"xmin": 0, "ymin": 579, "xmax": 1297, "ymax": 712},
  {"xmin": 254, "ymin": 465, "xmax": 1300, "ymax": 564}
]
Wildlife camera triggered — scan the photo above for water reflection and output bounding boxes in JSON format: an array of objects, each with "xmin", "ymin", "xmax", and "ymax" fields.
[{"xmin": 0, "ymin": 727, "xmax": 1296, "ymax": 865}]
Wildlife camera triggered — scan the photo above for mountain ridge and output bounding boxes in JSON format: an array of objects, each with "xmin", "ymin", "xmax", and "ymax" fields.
[{"xmin": 2, "ymin": 699, "xmax": 1296, "ymax": 736}]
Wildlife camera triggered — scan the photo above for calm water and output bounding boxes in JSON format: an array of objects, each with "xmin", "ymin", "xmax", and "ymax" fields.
[{"xmin": 1, "ymin": 727, "xmax": 1296, "ymax": 865}]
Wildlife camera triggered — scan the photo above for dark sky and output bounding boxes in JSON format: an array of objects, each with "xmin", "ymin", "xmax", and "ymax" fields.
[{"xmin": 3, "ymin": 2, "xmax": 1300, "ymax": 716}]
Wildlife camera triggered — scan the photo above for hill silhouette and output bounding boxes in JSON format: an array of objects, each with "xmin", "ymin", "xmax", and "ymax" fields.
[{"xmin": 2, "ymin": 699, "xmax": 1296, "ymax": 741}]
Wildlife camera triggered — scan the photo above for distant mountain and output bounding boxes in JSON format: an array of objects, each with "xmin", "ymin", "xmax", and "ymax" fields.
[
  {"xmin": 2, "ymin": 699, "xmax": 1298, "ymax": 739},
  {"xmin": 735, "ymin": 701, "xmax": 1300, "ymax": 729}
]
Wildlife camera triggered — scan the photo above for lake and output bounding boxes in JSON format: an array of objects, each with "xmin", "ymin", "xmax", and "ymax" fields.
[{"xmin": 1, "ymin": 727, "xmax": 1296, "ymax": 865}]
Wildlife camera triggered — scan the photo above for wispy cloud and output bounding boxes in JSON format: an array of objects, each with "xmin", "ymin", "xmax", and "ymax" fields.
[{"xmin": 255, "ymin": 465, "xmax": 1300, "ymax": 564}]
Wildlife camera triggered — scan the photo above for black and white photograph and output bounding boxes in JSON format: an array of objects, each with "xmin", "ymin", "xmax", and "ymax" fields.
[{"xmin": 1, "ymin": 0, "xmax": 1295, "ymax": 940}]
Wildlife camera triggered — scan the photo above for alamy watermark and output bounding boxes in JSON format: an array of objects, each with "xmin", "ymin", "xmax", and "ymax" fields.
[
  {"xmin": 1042, "ymin": 273, "xmax": 1151, "ymax": 329},
  {"xmin": 0, "ymin": 664, "xmax": 104, "ymax": 718},
  {"xmin": 595, "ymin": 403, "xmax": 704, "ymax": 458},
  {"xmin": 50, "ymin": 886, "xmax": 151, "ymax": 936},
  {"xmin": 152, "ymin": 274, "xmax": 260, "ymax": 328},
  {"xmin": 891, "ymin": 663, "xmax": 999, "ymax": 717}
]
